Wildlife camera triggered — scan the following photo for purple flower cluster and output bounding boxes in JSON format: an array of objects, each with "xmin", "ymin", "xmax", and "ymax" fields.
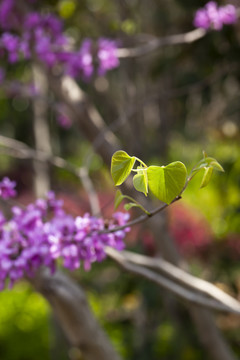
[
  {"xmin": 0, "ymin": 0, "xmax": 120, "ymax": 79},
  {"xmin": 194, "ymin": 2, "xmax": 237, "ymax": 30},
  {"xmin": 0, "ymin": 0, "xmax": 17, "ymax": 30},
  {"xmin": 0, "ymin": 188, "xmax": 130, "ymax": 289},
  {"xmin": 0, "ymin": 177, "xmax": 16, "ymax": 199},
  {"xmin": 97, "ymin": 39, "xmax": 120, "ymax": 76}
]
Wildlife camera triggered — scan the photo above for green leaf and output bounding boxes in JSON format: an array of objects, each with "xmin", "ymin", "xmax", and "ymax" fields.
[
  {"xmin": 124, "ymin": 202, "xmax": 139, "ymax": 211},
  {"xmin": 147, "ymin": 162, "xmax": 187, "ymax": 204},
  {"xmin": 124, "ymin": 202, "xmax": 150, "ymax": 215},
  {"xmin": 208, "ymin": 160, "xmax": 224, "ymax": 172},
  {"xmin": 200, "ymin": 167, "xmax": 213, "ymax": 188},
  {"xmin": 133, "ymin": 169, "xmax": 148, "ymax": 196},
  {"xmin": 190, "ymin": 156, "xmax": 224, "ymax": 179},
  {"xmin": 111, "ymin": 151, "xmax": 136, "ymax": 186},
  {"xmin": 114, "ymin": 190, "xmax": 124, "ymax": 210}
]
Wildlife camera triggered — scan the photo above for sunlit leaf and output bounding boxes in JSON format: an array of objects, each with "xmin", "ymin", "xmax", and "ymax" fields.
[
  {"xmin": 133, "ymin": 169, "xmax": 148, "ymax": 196},
  {"xmin": 191, "ymin": 156, "xmax": 224, "ymax": 179},
  {"xmin": 147, "ymin": 162, "xmax": 187, "ymax": 204},
  {"xmin": 200, "ymin": 167, "xmax": 213, "ymax": 188},
  {"xmin": 114, "ymin": 190, "xmax": 124, "ymax": 210},
  {"xmin": 208, "ymin": 160, "xmax": 224, "ymax": 172},
  {"xmin": 111, "ymin": 151, "xmax": 136, "ymax": 186}
]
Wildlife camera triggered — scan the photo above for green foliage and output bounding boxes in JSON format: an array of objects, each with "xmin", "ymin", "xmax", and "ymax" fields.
[
  {"xmin": 147, "ymin": 162, "xmax": 187, "ymax": 204},
  {"xmin": 0, "ymin": 282, "xmax": 50, "ymax": 360},
  {"xmin": 200, "ymin": 166, "xmax": 213, "ymax": 188},
  {"xmin": 114, "ymin": 189, "xmax": 125, "ymax": 210},
  {"xmin": 111, "ymin": 151, "xmax": 136, "ymax": 186},
  {"xmin": 58, "ymin": 0, "xmax": 76, "ymax": 18},
  {"xmin": 111, "ymin": 150, "xmax": 222, "ymax": 205},
  {"xmin": 190, "ymin": 152, "xmax": 224, "ymax": 189},
  {"xmin": 133, "ymin": 168, "xmax": 148, "ymax": 196}
]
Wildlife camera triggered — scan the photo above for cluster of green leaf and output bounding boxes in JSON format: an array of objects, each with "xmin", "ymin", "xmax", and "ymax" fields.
[
  {"xmin": 168, "ymin": 139, "xmax": 239, "ymax": 238},
  {"xmin": 111, "ymin": 150, "xmax": 224, "ymax": 211}
]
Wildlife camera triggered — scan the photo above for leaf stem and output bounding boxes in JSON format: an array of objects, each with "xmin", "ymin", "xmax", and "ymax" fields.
[
  {"xmin": 134, "ymin": 157, "xmax": 148, "ymax": 168},
  {"xmin": 101, "ymin": 195, "xmax": 181, "ymax": 235}
]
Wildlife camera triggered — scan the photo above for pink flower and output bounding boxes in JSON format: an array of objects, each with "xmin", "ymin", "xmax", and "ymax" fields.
[
  {"xmin": 0, "ymin": 177, "xmax": 17, "ymax": 199},
  {"xmin": 193, "ymin": 2, "xmax": 237, "ymax": 31}
]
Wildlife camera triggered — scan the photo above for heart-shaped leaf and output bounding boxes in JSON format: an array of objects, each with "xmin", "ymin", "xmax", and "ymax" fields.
[
  {"xmin": 147, "ymin": 162, "xmax": 187, "ymax": 204},
  {"xmin": 114, "ymin": 190, "xmax": 124, "ymax": 210},
  {"xmin": 133, "ymin": 169, "xmax": 148, "ymax": 196},
  {"xmin": 200, "ymin": 167, "xmax": 213, "ymax": 188},
  {"xmin": 111, "ymin": 151, "xmax": 136, "ymax": 186}
]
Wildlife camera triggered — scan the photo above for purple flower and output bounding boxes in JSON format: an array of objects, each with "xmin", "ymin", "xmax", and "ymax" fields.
[
  {"xmin": 24, "ymin": 12, "xmax": 41, "ymax": 29},
  {"xmin": 193, "ymin": 2, "xmax": 237, "ymax": 30},
  {"xmin": 46, "ymin": 191, "xmax": 64, "ymax": 215},
  {"xmin": 205, "ymin": 1, "xmax": 223, "ymax": 30},
  {"xmin": 0, "ymin": 186, "xmax": 130, "ymax": 289},
  {"xmin": 0, "ymin": 177, "xmax": 17, "ymax": 199},
  {"xmin": 0, "ymin": 3, "xmax": 120, "ymax": 80},
  {"xmin": 0, "ymin": 0, "xmax": 15, "ymax": 30},
  {"xmin": 66, "ymin": 39, "xmax": 93, "ymax": 80},
  {"xmin": 193, "ymin": 9, "xmax": 210, "ymax": 29},
  {"xmin": 1, "ymin": 32, "xmax": 20, "ymax": 63},
  {"xmin": 97, "ymin": 38, "xmax": 119, "ymax": 76},
  {"xmin": 219, "ymin": 4, "xmax": 237, "ymax": 25},
  {"xmin": 42, "ymin": 14, "xmax": 63, "ymax": 35}
]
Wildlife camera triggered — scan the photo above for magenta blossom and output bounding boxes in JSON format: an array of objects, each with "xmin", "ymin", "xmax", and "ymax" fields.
[
  {"xmin": 0, "ymin": 187, "xmax": 130, "ymax": 289},
  {"xmin": 97, "ymin": 39, "xmax": 119, "ymax": 76},
  {"xmin": 0, "ymin": 177, "xmax": 17, "ymax": 199},
  {"xmin": 194, "ymin": 2, "xmax": 237, "ymax": 30}
]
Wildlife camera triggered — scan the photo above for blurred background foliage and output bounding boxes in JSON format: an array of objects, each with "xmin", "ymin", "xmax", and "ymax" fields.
[{"xmin": 0, "ymin": 0, "xmax": 240, "ymax": 359}]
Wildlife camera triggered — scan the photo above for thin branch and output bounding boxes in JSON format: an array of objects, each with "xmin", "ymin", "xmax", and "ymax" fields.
[
  {"xmin": 31, "ymin": 63, "xmax": 51, "ymax": 197},
  {"xmin": 102, "ymin": 196, "xmax": 181, "ymax": 234},
  {"xmin": 0, "ymin": 135, "xmax": 101, "ymax": 215},
  {"xmin": 117, "ymin": 28, "xmax": 206, "ymax": 58},
  {"xmin": 106, "ymin": 247, "xmax": 240, "ymax": 314},
  {"xmin": 49, "ymin": 75, "xmax": 120, "ymax": 168},
  {"xmin": 106, "ymin": 248, "xmax": 240, "ymax": 315}
]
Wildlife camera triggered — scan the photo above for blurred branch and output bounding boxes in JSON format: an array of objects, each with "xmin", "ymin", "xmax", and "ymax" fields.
[
  {"xmin": 106, "ymin": 248, "xmax": 240, "ymax": 315},
  {"xmin": 0, "ymin": 135, "xmax": 101, "ymax": 216},
  {"xmin": 31, "ymin": 269, "xmax": 122, "ymax": 360},
  {"xmin": 106, "ymin": 247, "xmax": 240, "ymax": 314},
  {"xmin": 31, "ymin": 63, "xmax": 52, "ymax": 197},
  {"xmin": 49, "ymin": 75, "xmax": 120, "ymax": 168},
  {"xmin": 117, "ymin": 28, "xmax": 206, "ymax": 58},
  {"xmin": 86, "ymin": 62, "xmax": 237, "ymax": 161}
]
